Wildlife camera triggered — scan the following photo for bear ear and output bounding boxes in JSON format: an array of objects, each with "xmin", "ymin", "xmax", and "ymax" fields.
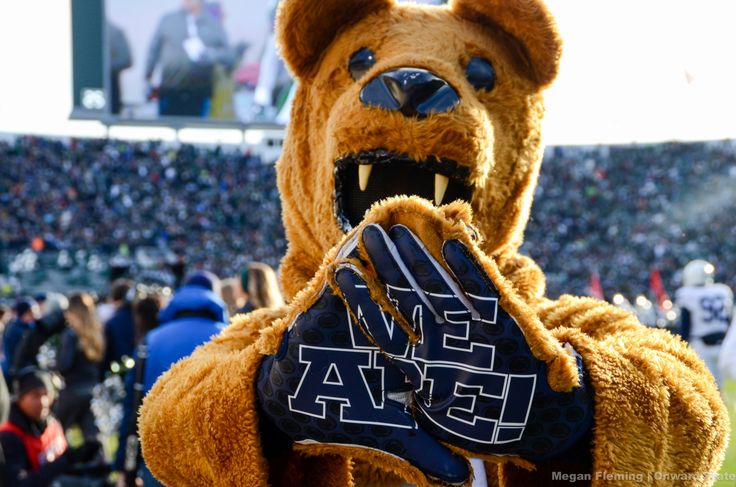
[
  {"xmin": 450, "ymin": 0, "xmax": 562, "ymax": 87},
  {"xmin": 276, "ymin": 0, "xmax": 394, "ymax": 79}
]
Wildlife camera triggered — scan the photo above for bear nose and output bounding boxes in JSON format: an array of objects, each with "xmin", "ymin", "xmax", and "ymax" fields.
[{"xmin": 360, "ymin": 68, "xmax": 459, "ymax": 118}]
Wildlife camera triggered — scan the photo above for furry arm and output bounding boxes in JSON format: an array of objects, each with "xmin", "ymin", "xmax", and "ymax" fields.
[
  {"xmin": 139, "ymin": 307, "xmax": 352, "ymax": 487},
  {"xmin": 489, "ymin": 292, "xmax": 729, "ymax": 486}
]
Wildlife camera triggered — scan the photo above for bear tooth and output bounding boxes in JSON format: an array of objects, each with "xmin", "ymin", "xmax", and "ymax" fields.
[
  {"xmin": 434, "ymin": 174, "xmax": 449, "ymax": 205},
  {"xmin": 359, "ymin": 164, "xmax": 373, "ymax": 191}
]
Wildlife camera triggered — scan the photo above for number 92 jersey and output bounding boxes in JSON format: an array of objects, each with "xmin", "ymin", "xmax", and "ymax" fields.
[{"xmin": 675, "ymin": 283, "xmax": 733, "ymax": 339}]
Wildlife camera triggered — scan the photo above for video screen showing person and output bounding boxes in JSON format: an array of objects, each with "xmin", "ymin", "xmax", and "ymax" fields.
[{"xmin": 106, "ymin": 0, "xmax": 291, "ymax": 122}]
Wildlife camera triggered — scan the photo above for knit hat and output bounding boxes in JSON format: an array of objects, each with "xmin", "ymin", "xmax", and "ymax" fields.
[
  {"xmin": 183, "ymin": 270, "xmax": 220, "ymax": 293},
  {"xmin": 12, "ymin": 367, "xmax": 54, "ymax": 399}
]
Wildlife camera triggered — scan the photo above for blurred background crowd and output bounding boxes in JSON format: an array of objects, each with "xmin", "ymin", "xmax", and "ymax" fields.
[
  {"xmin": 3, "ymin": 136, "xmax": 736, "ymax": 304},
  {"xmin": 0, "ymin": 260, "xmax": 284, "ymax": 486},
  {"xmin": 524, "ymin": 139, "xmax": 736, "ymax": 299},
  {"xmin": 0, "ymin": 136, "xmax": 284, "ymax": 292}
]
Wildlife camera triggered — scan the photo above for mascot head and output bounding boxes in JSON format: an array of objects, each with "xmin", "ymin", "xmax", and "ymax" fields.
[{"xmin": 275, "ymin": 0, "xmax": 562, "ymax": 299}]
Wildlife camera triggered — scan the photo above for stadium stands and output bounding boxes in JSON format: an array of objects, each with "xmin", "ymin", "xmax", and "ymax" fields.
[
  {"xmin": 1, "ymin": 136, "xmax": 285, "ymax": 292},
  {"xmin": 2, "ymin": 136, "xmax": 736, "ymax": 300}
]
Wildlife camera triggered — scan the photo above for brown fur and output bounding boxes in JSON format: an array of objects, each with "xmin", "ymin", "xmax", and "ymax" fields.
[
  {"xmin": 276, "ymin": 0, "xmax": 558, "ymax": 300},
  {"xmin": 139, "ymin": 0, "xmax": 728, "ymax": 485}
]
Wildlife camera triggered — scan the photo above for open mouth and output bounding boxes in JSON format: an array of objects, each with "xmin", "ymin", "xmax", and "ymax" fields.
[{"xmin": 334, "ymin": 149, "xmax": 473, "ymax": 231}]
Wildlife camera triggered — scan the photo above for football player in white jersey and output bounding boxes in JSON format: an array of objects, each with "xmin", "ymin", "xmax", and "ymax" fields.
[{"xmin": 675, "ymin": 259, "xmax": 733, "ymax": 388}]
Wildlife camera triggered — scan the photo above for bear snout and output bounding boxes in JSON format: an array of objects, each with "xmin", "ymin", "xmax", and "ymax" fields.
[{"xmin": 359, "ymin": 67, "xmax": 459, "ymax": 118}]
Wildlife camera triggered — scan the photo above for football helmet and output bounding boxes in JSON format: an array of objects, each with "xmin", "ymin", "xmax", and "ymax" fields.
[{"xmin": 682, "ymin": 259, "xmax": 715, "ymax": 287}]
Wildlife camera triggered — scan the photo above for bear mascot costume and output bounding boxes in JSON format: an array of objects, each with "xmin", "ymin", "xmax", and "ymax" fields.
[{"xmin": 139, "ymin": 0, "xmax": 729, "ymax": 485}]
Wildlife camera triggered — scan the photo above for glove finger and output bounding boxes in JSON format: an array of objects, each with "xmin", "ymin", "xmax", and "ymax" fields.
[
  {"xmin": 442, "ymin": 240, "xmax": 501, "ymax": 319},
  {"xmin": 388, "ymin": 225, "xmax": 478, "ymax": 322},
  {"xmin": 384, "ymin": 405, "xmax": 471, "ymax": 486},
  {"xmin": 362, "ymin": 224, "xmax": 437, "ymax": 330},
  {"xmin": 294, "ymin": 398, "xmax": 471, "ymax": 486},
  {"xmin": 334, "ymin": 265, "xmax": 423, "ymax": 388},
  {"xmin": 335, "ymin": 229, "xmax": 362, "ymax": 260}
]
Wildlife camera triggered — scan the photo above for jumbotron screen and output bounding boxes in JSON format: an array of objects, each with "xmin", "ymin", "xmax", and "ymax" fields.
[{"xmin": 72, "ymin": 0, "xmax": 291, "ymax": 124}]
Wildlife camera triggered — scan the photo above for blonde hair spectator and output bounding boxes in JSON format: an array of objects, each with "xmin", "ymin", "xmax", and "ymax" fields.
[
  {"xmin": 247, "ymin": 262, "xmax": 284, "ymax": 309},
  {"xmin": 65, "ymin": 293, "xmax": 105, "ymax": 363},
  {"xmin": 220, "ymin": 277, "xmax": 245, "ymax": 316}
]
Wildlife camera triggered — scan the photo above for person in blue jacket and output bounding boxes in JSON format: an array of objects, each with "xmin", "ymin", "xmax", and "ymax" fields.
[
  {"xmin": 2, "ymin": 299, "xmax": 39, "ymax": 382},
  {"xmin": 114, "ymin": 270, "xmax": 227, "ymax": 487}
]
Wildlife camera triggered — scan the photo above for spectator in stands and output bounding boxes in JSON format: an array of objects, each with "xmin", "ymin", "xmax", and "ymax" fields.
[
  {"xmin": 54, "ymin": 293, "xmax": 105, "ymax": 441},
  {"xmin": 235, "ymin": 268, "xmax": 255, "ymax": 314},
  {"xmin": 10, "ymin": 296, "xmax": 70, "ymax": 375},
  {"xmin": 33, "ymin": 292, "xmax": 48, "ymax": 315},
  {"xmin": 0, "ymin": 367, "xmax": 101, "ymax": 486},
  {"xmin": 2, "ymin": 298, "xmax": 38, "ymax": 382},
  {"xmin": 132, "ymin": 289, "xmax": 167, "ymax": 344},
  {"xmin": 5, "ymin": 136, "xmax": 736, "ymax": 303},
  {"xmin": 219, "ymin": 277, "xmax": 244, "ymax": 316},
  {"xmin": 96, "ymin": 292, "xmax": 116, "ymax": 326},
  {"xmin": 0, "ymin": 137, "xmax": 286, "ymax": 282},
  {"xmin": 0, "ymin": 303, "xmax": 11, "ymax": 331},
  {"xmin": 114, "ymin": 270, "xmax": 226, "ymax": 486},
  {"xmin": 113, "ymin": 290, "xmax": 166, "ymax": 487},
  {"xmin": 102, "ymin": 279, "xmax": 135, "ymax": 375},
  {"xmin": 246, "ymin": 262, "xmax": 284, "ymax": 310},
  {"xmin": 113, "ymin": 289, "xmax": 166, "ymax": 487}
]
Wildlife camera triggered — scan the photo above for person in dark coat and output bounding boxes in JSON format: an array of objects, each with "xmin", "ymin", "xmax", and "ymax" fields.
[
  {"xmin": 0, "ymin": 368, "xmax": 100, "ymax": 487},
  {"xmin": 113, "ymin": 271, "xmax": 226, "ymax": 486},
  {"xmin": 2, "ymin": 299, "xmax": 39, "ymax": 382},
  {"xmin": 102, "ymin": 280, "xmax": 135, "ymax": 374},
  {"xmin": 108, "ymin": 20, "xmax": 133, "ymax": 115},
  {"xmin": 54, "ymin": 293, "xmax": 105, "ymax": 441}
]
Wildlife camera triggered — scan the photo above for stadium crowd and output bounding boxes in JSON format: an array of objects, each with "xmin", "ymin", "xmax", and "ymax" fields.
[
  {"xmin": 523, "ymin": 140, "xmax": 736, "ymax": 298},
  {"xmin": 3, "ymin": 136, "xmax": 736, "ymax": 300},
  {"xmin": 0, "ymin": 137, "xmax": 285, "ymax": 280}
]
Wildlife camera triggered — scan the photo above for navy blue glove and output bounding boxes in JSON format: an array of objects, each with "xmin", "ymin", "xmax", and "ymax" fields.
[
  {"xmin": 333, "ymin": 224, "xmax": 592, "ymax": 460},
  {"xmin": 257, "ymin": 239, "xmax": 470, "ymax": 485}
]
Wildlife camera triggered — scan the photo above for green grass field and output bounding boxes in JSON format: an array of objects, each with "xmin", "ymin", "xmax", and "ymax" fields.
[{"xmin": 715, "ymin": 380, "xmax": 736, "ymax": 486}]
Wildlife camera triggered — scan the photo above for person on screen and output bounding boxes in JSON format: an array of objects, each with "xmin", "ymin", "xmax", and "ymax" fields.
[
  {"xmin": 144, "ymin": 0, "xmax": 236, "ymax": 117},
  {"xmin": 108, "ymin": 21, "xmax": 132, "ymax": 115}
]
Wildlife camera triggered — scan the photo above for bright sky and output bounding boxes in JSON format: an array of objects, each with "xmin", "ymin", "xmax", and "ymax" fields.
[
  {"xmin": 543, "ymin": 0, "xmax": 736, "ymax": 144},
  {"xmin": 0, "ymin": 0, "xmax": 734, "ymax": 145}
]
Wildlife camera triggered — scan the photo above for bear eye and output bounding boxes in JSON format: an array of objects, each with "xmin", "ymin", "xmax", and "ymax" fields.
[
  {"xmin": 348, "ymin": 47, "xmax": 376, "ymax": 81},
  {"xmin": 465, "ymin": 57, "xmax": 496, "ymax": 92}
]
